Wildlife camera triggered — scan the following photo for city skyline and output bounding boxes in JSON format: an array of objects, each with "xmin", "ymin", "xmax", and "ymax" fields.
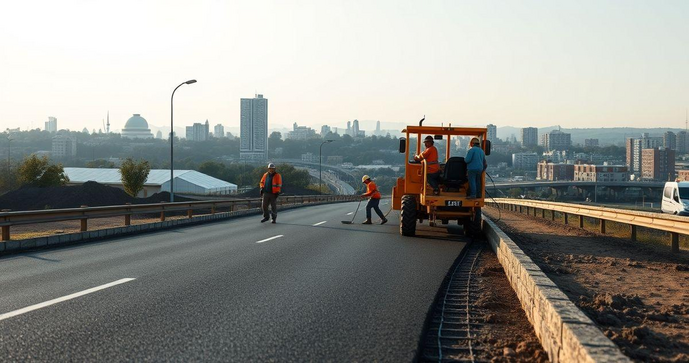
[{"xmin": 1, "ymin": 1, "xmax": 688, "ymax": 132}]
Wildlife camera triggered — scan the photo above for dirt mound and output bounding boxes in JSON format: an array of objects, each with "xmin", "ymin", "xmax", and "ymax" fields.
[
  {"xmin": 0, "ymin": 182, "xmax": 195, "ymax": 211},
  {"xmin": 238, "ymin": 186, "xmax": 321, "ymax": 198}
]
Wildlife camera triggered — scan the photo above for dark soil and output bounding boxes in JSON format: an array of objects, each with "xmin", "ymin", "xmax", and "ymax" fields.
[
  {"xmin": 0, "ymin": 182, "xmax": 195, "ymax": 211},
  {"xmin": 484, "ymin": 207, "xmax": 689, "ymax": 362},
  {"xmin": 472, "ymin": 244, "xmax": 548, "ymax": 362}
]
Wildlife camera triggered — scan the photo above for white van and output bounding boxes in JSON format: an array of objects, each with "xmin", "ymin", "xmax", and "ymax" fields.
[{"xmin": 661, "ymin": 182, "xmax": 689, "ymax": 215}]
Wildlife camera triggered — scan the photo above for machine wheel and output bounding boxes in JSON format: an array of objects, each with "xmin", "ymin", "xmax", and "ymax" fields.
[
  {"xmin": 462, "ymin": 220, "xmax": 471, "ymax": 236},
  {"xmin": 469, "ymin": 207, "xmax": 482, "ymax": 237},
  {"xmin": 400, "ymin": 195, "xmax": 417, "ymax": 237},
  {"xmin": 441, "ymin": 219, "xmax": 448, "ymax": 225}
]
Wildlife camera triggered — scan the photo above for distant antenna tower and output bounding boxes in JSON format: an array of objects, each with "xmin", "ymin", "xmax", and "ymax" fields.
[{"xmin": 106, "ymin": 111, "xmax": 110, "ymax": 133}]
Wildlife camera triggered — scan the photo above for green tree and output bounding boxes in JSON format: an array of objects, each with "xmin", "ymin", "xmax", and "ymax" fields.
[
  {"xmin": 119, "ymin": 158, "xmax": 151, "ymax": 197},
  {"xmin": 17, "ymin": 155, "xmax": 69, "ymax": 187}
]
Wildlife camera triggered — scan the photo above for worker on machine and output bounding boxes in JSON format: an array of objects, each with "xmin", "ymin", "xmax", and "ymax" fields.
[
  {"xmin": 361, "ymin": 175, "xmax": 388, "ymax": 225},
  {"xmin": 465, "ymin": 137, "xmax": 487, "ymax": 198},
  {"xmin": 259, "ymin": 163, "xmax": 282, "ymax": 223},
  {"xmin": 414, "ymin": 135, "xmax": 441, "ymax": 195}
]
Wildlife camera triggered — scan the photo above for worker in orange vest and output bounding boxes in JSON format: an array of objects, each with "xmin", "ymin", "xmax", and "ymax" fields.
[
  {"xmin": 259, "ymin": 163, "xmax": 283, "ymax": 223},
  {"xmin": 414, "ymin": 135, "xmax": 441, "ymax": 195},
  {"xmin": 361, "ymin": 175, "xmax": 388, "ymax": 225}
]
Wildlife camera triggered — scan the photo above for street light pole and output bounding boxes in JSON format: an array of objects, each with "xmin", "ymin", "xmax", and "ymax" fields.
[
  {"xmin": 319, "ymin": 140, "xmax": 334, "ymax": 194},
  {"xmin": 170, "ymin": 79, "xmax": 197, "ymax": 202},
  {"xmin": 6, "ymin": 136, "xmax": 11, "ymax": 174}
]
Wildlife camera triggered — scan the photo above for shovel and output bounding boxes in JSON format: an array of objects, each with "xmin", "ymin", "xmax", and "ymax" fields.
[{"xmin": 341, "ymin": 199, "xmax": 363, "ymax": 224}]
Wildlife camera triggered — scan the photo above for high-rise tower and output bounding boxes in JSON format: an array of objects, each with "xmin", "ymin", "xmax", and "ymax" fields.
[{"xmin": 240, "ymin": 94, "xmax": 268, "ymax": 161}]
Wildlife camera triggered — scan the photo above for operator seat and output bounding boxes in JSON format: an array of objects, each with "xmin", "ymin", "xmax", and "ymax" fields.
[{"xmin": 442, "ymin": 157, "xmax": 468, "ymax": 192}]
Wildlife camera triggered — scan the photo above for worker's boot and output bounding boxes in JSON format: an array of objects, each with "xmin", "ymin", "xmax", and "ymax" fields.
[
  {"xmin": 380, "ymin": 218, "xmax": 388, "ymax": 225},
  {"xmin": 362, "ymin": 219, "xmax": 373, "ymax": 225},
  {"xmin": 261, "ymin": 217, "xmax": 269, "ymax": 223}
]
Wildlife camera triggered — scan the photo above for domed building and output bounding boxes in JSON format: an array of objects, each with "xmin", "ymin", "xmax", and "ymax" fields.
[{"xmin": 121, "ymin": 114, "xmax": 154, "ymax": 139}]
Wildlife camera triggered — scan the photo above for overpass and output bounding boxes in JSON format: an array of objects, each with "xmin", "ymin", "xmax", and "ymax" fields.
[{"xmin": 487, "ymin": 180, "xmax": 665, "ymax": 200}]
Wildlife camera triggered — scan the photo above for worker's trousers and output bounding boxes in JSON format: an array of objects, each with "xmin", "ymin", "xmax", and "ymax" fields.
[
  {"xmin": 262, "ymin": 192, "xmax": 278, "ymax": 220},
  {"xmin": 467, "ymin": 170, "xmax": 482, "ymax": 198},
  {"xmin": 366, "ymin": 198, "xmax": 385, "ymax": 220}
]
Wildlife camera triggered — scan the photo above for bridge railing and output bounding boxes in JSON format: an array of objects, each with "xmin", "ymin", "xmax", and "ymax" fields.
[
  {"xmin": 0, "ymin": 195, "xmax": 359, "ymax": 241},
  {"xmin": 490, "ymin": 198, "xmax": 687, "ymax": 253}
]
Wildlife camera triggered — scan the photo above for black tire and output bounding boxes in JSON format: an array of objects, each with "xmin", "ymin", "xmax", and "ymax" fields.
[
  {"xmin": 469, "ymin": 207, "xmax": 482, "ymax": 237},
  {"xmin": 441, "ymin": 219, "xmax": 448, "ymax": 225},
  {"xmin": 400, "ymin": 195, "xmax": 417, "ymax": 237}
]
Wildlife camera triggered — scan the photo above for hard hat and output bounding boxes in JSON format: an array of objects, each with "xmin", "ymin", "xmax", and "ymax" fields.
[
  {"xmin": 268, "ymin": 163, "xmax": 276, "ymax": 169},
  {"xmin": 424, "ymin": 136, "xmax": 434, "ymax": 143},
  {"xmin": 470, "ymin": 137, "xmax": 480, "ymax": 145},
  {"xmin": 361, "ymin": 175, "xmax": 370, "ymax": 182}
]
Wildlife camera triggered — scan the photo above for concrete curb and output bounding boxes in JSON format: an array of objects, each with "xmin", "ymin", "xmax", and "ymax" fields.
[
  {"xmin": 0, "ymin": 200, "xmax": 352, "ymax": 256},
  {"xmin": 482, "ymin": 217, "xmax": 630, "ymax": 363}
]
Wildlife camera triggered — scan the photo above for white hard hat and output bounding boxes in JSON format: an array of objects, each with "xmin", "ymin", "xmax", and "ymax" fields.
[
  {"xmin": 268, "ymin": 163, "xmax": 276, "ymax": 169},
  {"xmin": 361, "ymin": 175, "xmax": 370, "ymax": 182}
]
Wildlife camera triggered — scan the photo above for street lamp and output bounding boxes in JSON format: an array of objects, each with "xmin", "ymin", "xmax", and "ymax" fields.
[
  {"xmin": 6, "ymin": 135, "xmax": 11, "ymax": 174},
  {"xmin": 170, "ymin": 79, "xmax": 197, "ymax": 202},
  {"xmin": 320, "ymin": 140, "xmax": 334, "ymax": 194}
]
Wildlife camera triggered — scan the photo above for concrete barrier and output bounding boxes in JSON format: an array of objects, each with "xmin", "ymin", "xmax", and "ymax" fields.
[
  {"xmin": 483, "ymin": 217, "xmax": 630, "ymax": 363},
  {"xmin": 0, "ymin": 200, "xmax": 350, "ymax": 256}
]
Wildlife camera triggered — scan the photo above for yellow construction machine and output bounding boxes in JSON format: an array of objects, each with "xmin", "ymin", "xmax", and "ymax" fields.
[{"xmin": 392, "ymin": 119, "xmax": 491, "ymax": 237}]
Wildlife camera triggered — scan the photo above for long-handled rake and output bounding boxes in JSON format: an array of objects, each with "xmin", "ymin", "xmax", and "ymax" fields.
[{"xmin": 341, "ymin": 199, "xmax": 363, "ymax": 224}]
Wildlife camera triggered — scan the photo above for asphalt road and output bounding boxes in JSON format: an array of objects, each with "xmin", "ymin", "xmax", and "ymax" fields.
[{"xmin": 0, "ymin": 201, "xmax": 467, "ymax": 361}]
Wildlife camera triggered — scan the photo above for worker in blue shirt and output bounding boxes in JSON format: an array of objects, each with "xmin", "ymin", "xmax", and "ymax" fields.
[{"xmin": 465, "ymin": 137, "xmax": 487, "ymax": 198}]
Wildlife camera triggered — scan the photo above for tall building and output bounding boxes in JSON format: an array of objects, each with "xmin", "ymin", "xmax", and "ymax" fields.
[
  {"xmin": 346, "ymin": 121, "xmax": 351, "ymax": 136},
  {"xmin": 214, "ymin": 124, "xmax": 225, "ymax": 138},
  {"xmin": 375, "ymin": 120, "xmax": 381, "ymax": 135},
  {"xmin": 320, "ymin": 125, "xmax": 332, "ymax": 136},
  {"xmin": 486, "ymin": 124, "xmax": 497, "ymax": 142},
  {"xmin": 537, "ymin": 161, "xmax": 574, "ymax": 181},
  {"xmin": 121, "ymin": 114, "xmax": 154, "ymax": 139},
  {"xmin": 584, "ymin": 139, "xmax": 599, "ymax": 147},
  {"xmin": 641, "ymin": 148, "xmax": 675, "ymax": 181},
  {"xmin": 574, "ymin": 164, "xmax": 628, "ymax": 182},
  {"xmin": 352, "ymin": 119, "xmax": 360, "ymax": 137},
  {"xmin": 664, "ymin": 131, "xmax": 676, "ymax": 150},
  {"xmin": 677, "ymin": 131, "xmax": 688, "ymax": 154},
  {"xmin": 156, "ymin": 130, "xmax": 163, "ymax": 139},
  {"xmin": 52, "ymin": 134, "xmax": 77, "ymax": 158},
  {"xmin": 45, "ymin": 117, "xmax": 57, "ymax": 133},
  {"xmin": 626, "ymin": 135, "xmax": 663, "ymax": 174},
  {"xmin": 521, "ymin": 127, "xmax": 538, "ymax": 146},
  {"xmin": 541, "ymin": 129, "xmax": 572, "ymax": 151},
  {"xmin": 185, "ymin": 121, "xmax": 210, "ymax": 142},
  {"xmin": 511, "ymin": 152, "xmax": 539, "ymax": 170},
  {"xmin": 240, "ymin": 94, "xmax": 268, "ymax": 161}
]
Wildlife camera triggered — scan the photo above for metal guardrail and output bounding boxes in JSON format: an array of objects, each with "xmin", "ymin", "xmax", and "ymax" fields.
[
  {"xmin": 0, "ymin": 195, "xmax": 358, "ymax": 241},
  {"xmin": 490, "ymin": 198, "xmax": 687, "ymax": 253}
]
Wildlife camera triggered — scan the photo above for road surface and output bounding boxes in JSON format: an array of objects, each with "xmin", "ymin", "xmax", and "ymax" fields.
[{"xmin": 0, "ymin": 201, "xmax": 467, "ymax": 361}]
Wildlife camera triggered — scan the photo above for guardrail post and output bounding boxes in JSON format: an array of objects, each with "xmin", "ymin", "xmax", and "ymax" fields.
[
  {"xmin": 533, "ymin": 207, "xmax": 537, "ymax": 217},
  {"xmin": 519, "ymin": 206, "xmax": 523, "ymax": 213},
  {"xmin": 541, "ymin": 209, "xmax": 545, "ymax": 218},
  {"xmin": 671, "ymin": 233, "xmax": 680, "ymax": 253},
  {"xmin": 80, "ymin": 205, "xmax": 88, "ymax": 232},
  {"xmin": 564, "ymin": 213, "xmax": 568, "ymax": 225},
  {"xmin": 211, "ymin": 204, "xmax": 216, "ymax": 215},
  {"xmin": 551, "ymin": 210, "xmax": 555, "ymax": 221},
  {"xmin": 579, "ymin": 215, "xmax": 584, "ymax": 229},
  {"xmin": 1, "ymin": 226, "xmax": 9, "ymax": 241},
  {"xmin": 160, "ymin": 202, "xmax": 166, "ymax": 221},
  {"xmin": 630, "ymin": 225, "xmax": 637, "ymax": 241},
  {"xmin": 187, "ymin": 209, "xmax": 193, "ymax": 218},
  {"xmin": 125, "ymin": 203, "xmax": 131, "ymax": 226},
  {"xmin": 600, "ymin": 219, "xmax": 606, "ymax": 234}
]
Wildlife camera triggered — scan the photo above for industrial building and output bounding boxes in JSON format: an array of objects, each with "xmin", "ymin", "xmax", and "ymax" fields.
[{"xmin": 63, "ymin": 168, "xmax": 237, "ymax": 197}]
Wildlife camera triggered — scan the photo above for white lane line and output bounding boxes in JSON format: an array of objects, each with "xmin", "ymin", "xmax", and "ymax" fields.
[
  {"xmin": 312, "ymin": 221, "xmax": 327, "ymax": 226},
  {"xmin": 0, "ymin": 278, "xmax": 136, "ymax": 322},
  {"xmin": 346, "ymin": 212, "xmax": 354, "ymax": 215},
  {"xmin": 256, "ymin": 235, "xmax": 284, "ymax": 244}
]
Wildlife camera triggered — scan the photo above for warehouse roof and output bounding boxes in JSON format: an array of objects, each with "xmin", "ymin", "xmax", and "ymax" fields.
[{"xmin": 63, "ymin": 168, "xmax": 237, "ymax": 190}]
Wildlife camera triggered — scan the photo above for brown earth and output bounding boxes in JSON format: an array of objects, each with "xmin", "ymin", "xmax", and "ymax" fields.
[
  {"xmin": 484, "ymin": 206, "xmax": 689, "ymax": 362},
  {"xmin": 472, "ymin": 243, "xmax": 548, "ymax": 362}
]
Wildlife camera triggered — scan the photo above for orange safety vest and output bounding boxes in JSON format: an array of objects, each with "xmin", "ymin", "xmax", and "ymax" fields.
[
  {"xmin": 363, "ymin": 181, "xmax": 381, "ymax": 199},
  {"xmin": 260, "ymin": 172, "xmax": 283, "ymax": 194},
  {"xmin": 420, "ymin": 145, "xmax": 440, "ymax": 173}
]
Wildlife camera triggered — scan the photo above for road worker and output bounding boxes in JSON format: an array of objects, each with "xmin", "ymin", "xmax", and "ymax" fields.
[
  {"xmin": 259, "ymin": 163, "xmax": 282, "ymax": 223},
  {"xmin": 465, "ymin": 137, "xmax": 487, "ymax": 198},
  {"xmin": 414, "ymin": 135, "xmax": 441, "ymax": 195},
  {"xmin": 361, "ymin": 175, "xmax": 388, "ymax": 225}
]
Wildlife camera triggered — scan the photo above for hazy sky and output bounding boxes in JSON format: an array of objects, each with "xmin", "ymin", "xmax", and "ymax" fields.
[{"xmin": 1, "ymin": 0, "xmax": 688, "ymax": 133}]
